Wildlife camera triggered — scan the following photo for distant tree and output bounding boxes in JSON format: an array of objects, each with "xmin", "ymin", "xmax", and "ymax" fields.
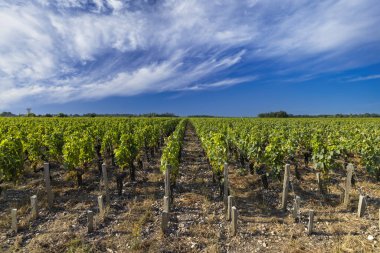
[
  {"xmin": 83, "ymin": 113, "xmax": 97, "ymax": 117},
  {"xmin": 140, "ymin": 113, "xmax": 178, "ymax": 117},
  {"xmin": 188, "ymin": 115, "xmax": 215, "ymax": 118},
  {"xmin": 0, "ymin": 112, "xmax": 16, "ymax": 117},
  {"xmin": 257, "ymin": 112, "xmax": 380, "ymax": 118},
  {"xmin": 258, "ymin": 111, "xmax": 290, "ymax": 118},
  {"xmin": 56, "ymin": 113, "xmax": 68, "ymax": 118}
]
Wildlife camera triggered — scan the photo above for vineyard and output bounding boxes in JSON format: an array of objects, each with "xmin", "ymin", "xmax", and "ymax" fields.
[{"xmin": 0, "ymin": 117, "xmax": 380, "ymax": 252}]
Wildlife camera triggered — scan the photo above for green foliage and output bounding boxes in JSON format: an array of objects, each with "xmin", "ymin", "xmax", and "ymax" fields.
[
  {"xmin": 24, "ymin": 130, "xmax": 48, "ymax": 167},
  {"xmin": 45, "ymin": 130, "xmax": 64, "ymax": 162},
  {"xmin": 264, "ymin": 129, "xmax": 287, "ymax": 175},
  {"xmin": 0, "ymin": 117, "xmax": 181, "ymax": 184},
  {"xmin": 63, "ymin": 134, "xmax": 81, "ymax": 170},
  {"xmin": 101, "ymin": 130, "xmax": 118, "ymax": 159},
  {"xmin": 192, "ymin": 120, "xmax": 227, "ymax": 175},
  {"xmin": 192, "ymin": 118, "xmax": 380, "ymax": 180},
  {"xmin": 310, "ymin": 129, "xmax": 341, "ymax": 175},
  {"xmin": 258, "ymin": 111, "xmax": 289, "ymax": 118},
  {"xmin": 1, "ymin": 117, "xmax": 380, "ymax": 183},
  {"xmin": 114, "ymin": 133, "xmax": 138, "ymax": 170},
  {"xmin": 359, "ymin": 131, "xmax": 380, "ymax": 179},
  {"xmin": 203, "ymin": 132, "xmax": 227, "ymax": 174},
  {"xmin": 0, "ymin": 136, "xmax": 24, "ymax": 183},
  {"xmin": 56, "ymin": 113, "xmax": 68, "ymax": 117},
  {"xmin": 246, "ymin": 126, "xmax": 268, "ymax": 167},
  {"xmin": 63, "ymin": 131, "xmax": 95, "ymax": 170},
  {"xmin": 160, "ymin": 120, "xmax": 186, "ymax": 177},
  {"xmin": 79, "ymin": 133, "xmax": 96, "ymax": 167}
]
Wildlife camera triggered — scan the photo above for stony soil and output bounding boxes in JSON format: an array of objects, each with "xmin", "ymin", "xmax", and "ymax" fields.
[
  {"xmin": 159, "ymin": 122, "xmax": 227, "ymax": 252},
  {"xmin": 1, "ymin": 122, "xmax": 379, "ymax": 252}
]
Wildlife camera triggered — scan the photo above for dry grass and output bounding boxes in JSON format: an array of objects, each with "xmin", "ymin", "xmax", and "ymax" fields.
[
  {"xmin": 334, "ymin": 235, "xmax": 375, "ymax": 253},
  {"xmin": 225, "ymin": 163, "xmax": 380, "ymax": 253}
]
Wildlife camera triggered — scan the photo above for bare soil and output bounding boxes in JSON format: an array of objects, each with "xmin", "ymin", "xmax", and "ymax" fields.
[{"xmin": 159, "ymin": 122, "xmax": 227, "ymax": 252}]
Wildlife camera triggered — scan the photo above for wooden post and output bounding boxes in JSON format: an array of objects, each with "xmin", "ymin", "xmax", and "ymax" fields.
[
  {"xmin": 231, "ymin": 206, "xmax": 238, "ymax": 236},
  {"xmin": 161, "ymin": 211, "xmax": 169, "ymax": 234},
  {"xmin": 337, "ymin": 184, "xmax": 345, "ymax": 203},
  {"xmin": 102, "ymin": 164, "xmax": 110, "ymax": 204},
  {"xmin": 44, "ymin": 162, "xmax": 54, "ymax": 208},
  {"xmin": 165, "ymin": 165, "xmax": 171, "ymax": 199},
  {"xmin": 307, "ymin": 210, "xmax": 314, "ymax": 235},
  {"xmin": 31, "ymin": 195, "xmax": 38, "ymax": 219},
  {"xmin": 163, "ymin": 196, "xmax": 170, "ymax": 213},
  {"xmin": 87, "ymin": 210, "xmax": 94, "ymax": 233},
  {"xmin": 281, "ymin": 164, "xmax": 290, "ymax": 211},
  {"xmin": 227, "ymin": 195, "xmax": 235, "ymax": 221},
  {"xmin": 357, "ymin": 195, "xmax": 366, "ymax": 218},
  {"xmin": 316, "ymin": 173, "xmax": 324, "ymax": 195},
  {"xmin": 224, "ymin": 163, "xmax": 229, "ymax": 207},
  {"xmin": 11, "ymin": 208, "xmax": 17, "ymax": 233},
  {"xmin": 378, "ymin": 209, "xmax": 380, "ymax": 230},
  {"xmin": 293, "ymin": 196, "xmax": 301, "ymax": 222},
  {"xmin": 344, "ymin": 164, "xmax": 354, "ymax": 208},
  {"xmin": 98, "ymin": 195, "xmax": 104, "ymax": 216}
]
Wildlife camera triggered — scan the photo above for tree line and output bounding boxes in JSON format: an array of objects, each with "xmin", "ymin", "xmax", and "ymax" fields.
[
  {"xmin": 258, "ymin": 111, "xmax": 380, "ymax": 118},
  {"xmin": 0, "ymin": 112, "xmax": 178, "ymax": 118}
]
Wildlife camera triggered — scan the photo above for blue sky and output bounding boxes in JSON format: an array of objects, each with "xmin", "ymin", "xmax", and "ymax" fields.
[{"xmin": 0, "ymin": 0, "xmax": 380, "ymax": 116}]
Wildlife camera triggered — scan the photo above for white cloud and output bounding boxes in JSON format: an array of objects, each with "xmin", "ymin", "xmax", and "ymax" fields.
[
  {"xmin": 178, "ymin": 77, "xmax": 257, "ymax": 91},
  {"xmin": 348, "ymin": 74, "xmax": 380, "ymax": 82},
  {"xmin": 253, "ymin": 0, "xmax": 380, "ymax": 58},
  {"xmin": 0, "ymin": 4, "xmax": 55, "ymax": 80},
  {"xmin": 0, "ymin": 0, "xmax": 379, "ymax": 109},
  {"xmin": 106, "ymin": 0, "xmax": 123, "ymax": 11}
]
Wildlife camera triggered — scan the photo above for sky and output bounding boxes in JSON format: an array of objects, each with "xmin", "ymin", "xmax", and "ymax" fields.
[{"xmin": 0, "ymin": 0, "xmax": 380, "ymax": 116}]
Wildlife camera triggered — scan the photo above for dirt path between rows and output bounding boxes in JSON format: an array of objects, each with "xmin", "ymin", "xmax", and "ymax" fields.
[{"xmin": 159, "ymin": 122, "xmax": 228, "ymax": 252}]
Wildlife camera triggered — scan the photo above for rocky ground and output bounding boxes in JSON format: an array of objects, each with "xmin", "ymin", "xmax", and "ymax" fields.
[
  {"xmin": 0, "ymin": 123, "xmax": 379, "ymax": 252},
  {"xmin": 226, "ymin": 166, "xmax": 380, "ymax": 252},
  {"xmin": 158, "ymin": 122, "xmax": 228, "ymax": 252}
]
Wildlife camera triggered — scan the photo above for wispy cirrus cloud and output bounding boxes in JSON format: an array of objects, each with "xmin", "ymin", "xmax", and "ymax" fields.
[
  {"xmin": 0, "ymin": 0, "xmax": 380, "ymax": 109},
  {"xmin": 177, "ymin": 77, "xmax": 257, "ymax": 91},
  {"xmin": 347, "ymin": 74, "xmax": 380, "ymax": 82}
]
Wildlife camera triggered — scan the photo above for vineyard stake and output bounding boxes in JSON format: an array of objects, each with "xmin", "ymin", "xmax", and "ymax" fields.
[
  {"xmin": 293, "ymin": 196, "xmax": 301, "ymax": 222},
  {"xmin": 31, "ymin": 195, "xmax": 38, "ymax": 219},
  {"xmin": 344, "ymin": 164, "xmax": 354, "ymax": 209},
  {"xmin": 307, "ymin": 210, "xmax": 314, "ymax": 235},
  {"xmin": 163, "ymin": 196, "xmax": 170, "ymax": 213},
  {"xmin": 231, "ymin": 206, "xmax": 238, "ymax": 236},
  {"xmin": 165, "ymin": 165, "xmax": 171, "ymax": 202},
  {"xmin": 281, "ymin": 164, "xmax": 290, "ymax": 211},
  {"xmin": 44, "ymin": 162, "xmax": 54, "ymax": 208},
  {"xmin": 87, "ymin": 210, "xmax": 94, "ymax": 233},
  {"xmin": 357, "ymin": 195, "xmax": 366, "ymax": 218},
  {"xmin": 161, "ymin": 211, "xmax": 169, "ymax": 234},
  {"xmin": 11, "ymin": 208, "xmax": 17, "ymax": 233},
  {"xmin": 224, "ymin": 163, "xmax": 229, "ymax": 207},
  {"xmin": 316, "ymin": 173, "xmax": 324, "ymax": 195},
  {"xmin": 227, "ymin": 195, "xmax": 235, "ymax": 221},
  {"xmin": 98, "ymin": 195, "xmax": 104, "ymax": 216},
  {"xmin": 337, "ymin": 184, "xmax": 345, "ymax": 203},
  {"xmin": 102, "ymin": 163, "xmax": 110, "ymax": 204}
]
